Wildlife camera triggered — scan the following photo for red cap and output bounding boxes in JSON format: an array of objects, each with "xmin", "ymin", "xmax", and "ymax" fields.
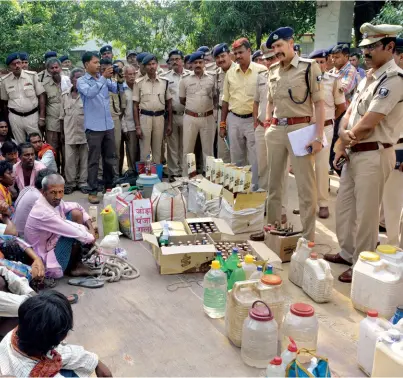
[
  {"xmin": 308, "ymin": 241, "xmax": 315, "ymax": 248},
  {"xmin": 270, "ymin": 357, "xmax": 282, "ymax": 365},
  {"xmin": 249, "ymin": 301, "xmax": 273, "ymax": 321},
  {"xmin": 290, "ymin": 303, "xmax": 315, "ymax": 317},
  {"xmin": 367, "ymin": 310, "xmax": 378, "ymax": 317},
  {"xmin": 288, "ymin": 337, "xmax": 297, "ymax": 352},
  {"xmin": 232, "ymin": 37, "xmax": 249, "ymax": 49}
]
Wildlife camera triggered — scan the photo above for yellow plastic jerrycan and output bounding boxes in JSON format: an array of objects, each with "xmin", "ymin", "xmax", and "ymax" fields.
[{"xmin": 100, "ymin": 205, "xmax": 119, "ymax": 236}]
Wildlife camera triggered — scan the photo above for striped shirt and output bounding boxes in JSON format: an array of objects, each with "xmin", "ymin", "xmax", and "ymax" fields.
[{"xmin": 330, "ymin": 61, "xmax": 358, "ymax": 104}]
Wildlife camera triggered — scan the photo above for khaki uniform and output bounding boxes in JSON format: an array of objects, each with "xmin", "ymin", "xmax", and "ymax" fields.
[
  {"xmin": 206, "ymin": 61, "xmax": 217, "ymax": 73},
  {"xmin": 60, "ymin": 89, "xmax": 88, "ymax": 189},
  {"xmin": 121, "ymin": 86, "xmax": 138, "ymax": 170},
  {"xmin": 223, "ymin": 62, "xmax": 267, "ymax": 190},
  {"xmin": 255, "ymin": 70, "xmax": 289, "ymax": 215},
  {"xmin": 265, "ymin": 55, "xmax": 323, "ymax": 241},
  {"xmin": 215, "ymin": 63, "xmax": 235, "ymax": 163},
  {"xmin": 337, "ymin": 59, "xmax": 403, "ymax": 263},
  {"xmin": 40, "ymin": 71, "xmax": 63, "ymax": 171},
  {"xmin": 161, "ymin": 69, "xmax": 191, "ymax": 176},
  {"xmin": 314, "ymin": 72, "xmax": 345, "ymax": 207},
  {"xmin": 0, "ymin": 70, "xmax": 44, "ymax": 143},
  {"xmin": 109, "ymin": 86, "xmax": 126, "ymax": 173},
  {"xmin": 179, "ymin": 71, "xmax": 215, "ymax": 174},
  {"xmin": 133, "ymin": 75, "xmax": 171, "ymax": 163}
]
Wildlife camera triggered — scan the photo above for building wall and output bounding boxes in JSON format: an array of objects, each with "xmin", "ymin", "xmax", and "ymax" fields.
[{"xmin": 314, "ymin": 1, "xmax": 354, "ymax": 50}]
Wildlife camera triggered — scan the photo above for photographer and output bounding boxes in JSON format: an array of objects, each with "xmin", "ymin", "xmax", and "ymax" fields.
[
  {"xmin": 77, "ymin": 52, "xmax": 123, "ymax": 204},
  {"xmin": 100, "ymin": 58, "xmax": 127, "ymax": 176}
]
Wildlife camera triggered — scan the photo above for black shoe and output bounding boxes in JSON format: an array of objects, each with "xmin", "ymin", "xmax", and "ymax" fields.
[{"xmin": 379, "ymin": 225, "xmax": 387, "ymax": 233}]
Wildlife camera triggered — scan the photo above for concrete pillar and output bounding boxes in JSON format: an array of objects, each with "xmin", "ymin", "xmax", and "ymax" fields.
[{"xmin": 314, "ymin": 1, "xmax": 354, "ymax": 50}]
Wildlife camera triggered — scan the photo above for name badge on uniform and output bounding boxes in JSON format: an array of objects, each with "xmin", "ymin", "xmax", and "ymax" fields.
[
  {"xmin": 169, "ymin": 81, "xmax": 174, "ymax": 84},
  {"xmin": 259, "ymin": 82, "xmax": 266, "ymax": 86},
  {"xmin": 378, "ymin": 87, "xmax": 390, "ymax": 98}
]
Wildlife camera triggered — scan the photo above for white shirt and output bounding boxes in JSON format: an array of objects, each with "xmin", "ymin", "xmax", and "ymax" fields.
[{"xmin": 122, "ymin": 86, "xmax": 135, "ymax": 132}]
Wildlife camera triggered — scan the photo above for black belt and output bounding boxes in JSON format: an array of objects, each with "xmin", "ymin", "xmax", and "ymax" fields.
[
  {"xmin": 8, "ymin": 107, "xmax": 38, "ymax": 117},
  {"xmin": 173, "ymin": 110, "xmax": 184, "ymax": 116},
  {"xmin": 140, "ymin": 109, "xmax": 165, "ymax": 117},
  {"xmin": 398, "ymin": 138, "xmax": 403, "ymax": 144},
  {"xmin": 231, "ymin": 111, "xmax": 252, "ymax": 119},
  {"xmin": 350, "ymin": 142, "xmax": 392, "ymax": 153}
]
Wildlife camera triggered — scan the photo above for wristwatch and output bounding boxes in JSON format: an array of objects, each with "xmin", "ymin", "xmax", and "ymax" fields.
[{"xmin": 314, "ymin": 137, "xmax": 323, "ymax": 144}]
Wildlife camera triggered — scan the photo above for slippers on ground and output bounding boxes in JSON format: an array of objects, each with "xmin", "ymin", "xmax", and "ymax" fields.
[
  {"xmin": 67, "ymin": 293, "xmax": 79, "ymax": 304},
  {"xmin": 64, "ymin": 186, "xmax": 75, "ymax": 195},
  {"xmin": 68, "ymin": 277, "xmax": 104, "ymax": 289}
]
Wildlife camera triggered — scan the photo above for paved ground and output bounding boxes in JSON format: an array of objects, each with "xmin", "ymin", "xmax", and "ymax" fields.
[{"xmin": 58, "ymin": 173, "xmax": 365, "ymax": 377}]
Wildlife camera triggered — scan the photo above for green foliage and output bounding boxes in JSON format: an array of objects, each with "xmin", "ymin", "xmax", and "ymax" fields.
[
  {"xmin": 0, "ymin": 0, "xmax": 83, "ymax": 68},
  {"xmin": 373, "ymin": 1, "xmax": 403, "ymax": 35}
]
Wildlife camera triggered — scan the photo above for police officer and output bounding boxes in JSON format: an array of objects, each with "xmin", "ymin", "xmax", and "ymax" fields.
[
  {"xmin": 294, "ymin": 44, "xmax": 301, "ymax": 57},
  {"xmin": 133, "ymin": 54, "xmax": 172, "ymax": 164},
  {"xmin": 59, "ymin": 55, "xmax": 72, "ymax": 77},
  {"xmin": 214, "ymin": 43, "xmax": 235, "ymax": 163},
  {"xmin": 0, "ymin": 53, "xmax": 45, "ymax": 144},
  {"xmin": 19, "ymin": 52, "xmax": 29, "ymax": 71},
  {"xmin": 40, "ymin": 57, "xmax": 64, "ymax": 172},
  {"xmin": 220, "ymin": 38, "xmax": 266, "ymax": 190},
  {"xmin": 307, "ymin": 49, "xmax": 346, "ymax": 219},
  {"xmin": 184, "ymin": 55, "xmax": 193, "ymax": 71},
  {"xmin": 252, "ymin": 50, "xmax": 264, "ymax": 65},
  {"xmin": 161, "ymin": 49, "xmax": 190, "ymax": 181},
  {"xmin": 325, "ymin": 23, "xmax": 403, "ymax": 283},
  {"xmin": 100, "ymin": 45, "xmax": 113, "ymax": 60},
  {"xmin": 179, "ymin": 51, "xmax": 216, "ymax": 174},
  {"xmin": 198, "ymin": 46, "xmax": 216, "ymax": 72},
  {"xmin": 380, "ymin": 37, "xmax": 403, "ymax": 245},
  {"xmin": 264, "ymin": 27, "xmax": 325, "ymax": 242},
  {"xmin": 136, "ymin": 52, "xmax": 149, "ymax": 78}
]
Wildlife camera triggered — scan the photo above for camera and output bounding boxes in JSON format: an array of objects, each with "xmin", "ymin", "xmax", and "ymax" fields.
[{"xmin": 112, "ymin": 64, "xmax": 121, "ymax": 74}]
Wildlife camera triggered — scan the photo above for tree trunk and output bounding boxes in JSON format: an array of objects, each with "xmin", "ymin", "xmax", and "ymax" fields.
[{"xmin": 256, "ymin": 24, "xmax": 262, "ymax": 50}]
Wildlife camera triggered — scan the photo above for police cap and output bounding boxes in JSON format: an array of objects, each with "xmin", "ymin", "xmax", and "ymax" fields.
[
  {"xmin": 308, "ymin": 49, "xmax": 328, "ymax": 59},
  {"xmin": 5, "ymin": 53, "xmax": 21, "ymax": 66},
  {"xmin": 252, "ymin": 50, "xmax": 263, "ymax": 61},
  {"xmin": 188, "ymin": 51, "xmax": 205, "ymax": 63},
  {"xmin": 59, "ymin": 55, "xmax": 69, "ymax": 63},
  {"xmin": 142, "ymin": 54, "xmax": 157, "ymax": 65},
  {"xmin": 126, "ymin": 50, "xmax": 137, "ymax": 58},
  {"xmin": 359, "ymin": 23, "xmax": 403, "ymax": 47},
  {"xmin": 197, "ymin": 46, "xmax": 210, "ymax": 55},
  {"xmin": 184, "ymin": 54, "xmax": 191, "ymax": 64},
  {"xmin": 168, "ymin": 49, "xmax": 184, "ymax": 58},
  {"xmin": 266, "ymin": 27, "xmax": 294, "ymax": 48},
  {"xmin": 100, "ymin": 45, "xmax": 112, "ymax": 54},
  {"xmin": 396, "ymin": 38, "xmax": 403, "ymax": 52},
  {"xmin": 331, "ymin": 44, "xmax": 350, "ymax": 55},
  {"xmin": 213, "ymin": 43, "xmax": 229, "ymax": 58},
  {"xmin": 44, "ymin": 51, "xmax": 57, "ymax": 60},
  {"xmin": 19, "ymin": 52, "xmax": 29, "ymax": 61},
  {"xmin": 136, "ymin": 52, "xmax": 149, "ymax": 64}
]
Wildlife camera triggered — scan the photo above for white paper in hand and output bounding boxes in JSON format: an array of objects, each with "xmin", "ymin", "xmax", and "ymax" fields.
[{"xmin": 287, "ymin": 124, "xmax": 328, "ymax": 156}]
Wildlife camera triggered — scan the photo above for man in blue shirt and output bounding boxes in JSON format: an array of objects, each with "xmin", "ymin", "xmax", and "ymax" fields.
[
  {"xmin": 77, "ymin": 51, "xmax": 118, "ymax": 204},
  {"xmin": 349, "ymin": 52, "xmax": 366, "ymax": 79}
]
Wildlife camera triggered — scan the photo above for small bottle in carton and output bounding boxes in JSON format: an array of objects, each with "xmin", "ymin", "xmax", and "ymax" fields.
[
  {"xmin": 187, "ymin": 153, "xmax": 196, "ymax": 178},
  {"xmin": 213, "ymin": 158, "xmax": 224, "ymax": 184},
  {"xmin": 88, "ymin": 205, "xmax": 99, "ymax": 239},
  {"xmin": 206, "ymin": 156, "xmax": 215, "ymax": 181}
]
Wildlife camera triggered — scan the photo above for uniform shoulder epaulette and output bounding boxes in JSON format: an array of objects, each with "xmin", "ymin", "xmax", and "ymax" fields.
[
  {"xmin": 386, "ymin": 69, "xmax": 402, "ymax": 78},
  {"xmin": 182, "ymin": 72, "xmax": 191, "ymax": 78},
  {"xmin": 160, "ymin": 70, "xmax": 171, "ymax": 76},
  {"xmin": 135, "ymin": 76, "xmax": 145, "ymax": 84},
  {"xmin": 1, "ymin": 72, "xmax": 12, "ymax": 80},
  {"xmin": 268, "ymin": 61, "xmax": 280, "ymax": 72},
  {"xmin": 159, "ymin": 76, "xmax": 169, "ymax": 82},
  {"xmin": 24, "ymin": 70, "xmax": 38, "ymax": 75},
  {"xmin": 299, "ymin": 57, "xmax": 315, "ymax": 64},
  {"xmin": 327, "ymin": 72, "xmax": 338, "ymax": 78}
]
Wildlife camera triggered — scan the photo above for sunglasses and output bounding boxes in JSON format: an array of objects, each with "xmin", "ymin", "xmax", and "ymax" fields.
[{"xmin": 362, "ymin": 41, "xmax": 383, "ymax": 52}]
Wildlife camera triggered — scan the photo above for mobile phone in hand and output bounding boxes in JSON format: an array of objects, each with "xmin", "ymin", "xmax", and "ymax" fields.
[{"xmin": 335, "ymin": 157, "xmax": 346, "ymax": 170}]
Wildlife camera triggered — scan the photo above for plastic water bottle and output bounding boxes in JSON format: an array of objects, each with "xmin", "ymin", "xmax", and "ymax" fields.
[
  {"xmin": 242, "ymin": 254, "xmax": 256, "ymax": 279},
  {"xmin": 264, "ymin": 264, "xmax": 273, "ymax": 275},
  {"xmin": 203, "ymin": 260, "xmax": 227, "ymax": 318},
  {"xmin": 228, "ymin": 263, "xmax": 246, "ymax": 290},
  {"xmin": 145, "ymin": 154, "xmax": 152, "ymax": 175},
  {"xmin": 215, "ymin": 251, "xmax": 227, "ymax": 274},
  {"xmin": 266, "ymin": 357, "xmax": 284, "ymax": 378},
  {"xmin": 281, "ymin": 337, "xmax": 297, "ymax": 370},
  {"xmin": 391, "ymin": 305, "xmax": 403, "ymax": 325},
  {"xmin": 226, "ymin": 247, "xmax": 240, "ymax": 272},
  {"xmin": 159, "ymin": 222, "xmax": 170, "ymax": 246},
  {"xmin": 250, "ymin": 266, "xmax": 264, "ymax": 280}
]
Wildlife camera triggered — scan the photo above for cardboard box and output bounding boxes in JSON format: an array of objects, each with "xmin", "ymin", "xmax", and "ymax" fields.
[
  {"xmin": 223, "ymin": 164, "xmax": 235, "ymax": 188},
  {"xmin": 186, "ymin": 153, "xmax": 196, "ymax": 177},
  {"xmin": 142, "ymin": 233, "xmax": 216, "ymax": 275},
  {"xmin": 206, "ymin": 156, "xmax": 215, "ymax": 181},
  {"xmin": 212, "ymin": 237, "xmax": 282, "ymax": 271},
  {"xmin": 213, "ymin": 159, "xmax": 224, "ymax": 184},
  {"xmin": 184, "ymin": 217, "xmax": 234, "ymax": 240},
  {"xmin": 197, "ymin": 178, "xmax": 223, "ymax": 201},
  {"xmin": 222, "ymin": 188, "xmax": 267, "ymax": 211},
  {"xmin": 264, "ymin": 232, "xmax": 302, "ymax": 263}
]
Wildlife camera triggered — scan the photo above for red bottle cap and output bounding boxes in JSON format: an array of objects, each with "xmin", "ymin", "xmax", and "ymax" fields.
[
  {"xmin": 288, "ymin": 337, "xmax": 297, "ymax": 352},
  {"xmin": 270, "ymin": 357, "xmax": 282, "ymax": 365},
  {"xmin": 310, "ymin": 252, "xmax": 318, "ymax": 260},
  {"xmin": 290, "ymin": 303, "xmax": 315, "ymax": 317},
  {"xmin": 367, "ymin": 310, "xmax": 378, "ymax": 317}
]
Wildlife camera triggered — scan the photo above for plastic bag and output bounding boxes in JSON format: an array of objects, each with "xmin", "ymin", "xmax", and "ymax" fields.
[
  {"xmin": 151, "ymin": 182, "xmax": 187, "ymax": 221},
  {"xmin": 286, "ymin": 349, "xmax": 331, "ymax": 377}
]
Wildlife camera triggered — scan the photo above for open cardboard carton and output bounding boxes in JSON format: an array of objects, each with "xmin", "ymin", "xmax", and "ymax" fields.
[
  {"xmin": 151, "ymin": 221, "xmax": 188, "ymax": 237},
  {"xmin": 213, "ymin": 236, "xmax": 282, "ymax": 271},
  {"xmin": 142, "ymin": 233, "xmax": 216, "ymax": 275},
  {"xmin": 222, "ymin": 188, "xmax": 267, "ymax": 211},
  {"xmin": 197, "ymin": 178, "xmax": 223, "ymax": 200},
  {"xmin": 264, "ymin": 231, "xmax": 302, "ymax": 263},
  {"xmin": 184, "ymin": 217, "xmax": 234, "ymax": 241}
]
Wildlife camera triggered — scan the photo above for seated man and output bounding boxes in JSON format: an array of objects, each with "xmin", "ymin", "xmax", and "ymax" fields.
[
  {"xmin": 25, "ymin": 174, "xmax": 96, "ymax": 278},
  {"xmin": 0, "ymin": 290, "xmax": 112, "ymax": 377},
  {"xmin": 0, "ymin": 200, "xmax": 17, "ymax": 236},
  {"xmin": 13, "ymin": 143, "xmax": 46, "ymax": 191},
  {"xmin": 0, "ymin": 141, "xmax": 19, "ymax": 165},
  {"xmin": 13, "ymin": 168, "xmax": 55, "ymax": 237},
  {"xmin": 28, "ymin": 132, "xmax": 58, "ymax": 172},
  {"xmin": 0, "ymin": 267, "xmax": 35, "ymax": 340}
]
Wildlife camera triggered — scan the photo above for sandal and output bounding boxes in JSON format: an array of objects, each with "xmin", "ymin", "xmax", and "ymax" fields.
[
  {"xmin": 68, "ymin": 277, "xmax": 104, "ymax": 288},
  {"xmin": 79, "ymin": 186, "xmax": 91, "ymax": 194},
  {"xmin": 64, "ymin": 186, "xmax": 75, "ymax": 195}
]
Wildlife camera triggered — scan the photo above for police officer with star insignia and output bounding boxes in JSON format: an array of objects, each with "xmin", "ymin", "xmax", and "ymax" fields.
[
  {"xmin": 160, "ymin": 49, "xmax": 191, "ymax": 181},
  {"xmin": 324, "ymin": 23, "xmax": 403, "ymax": 283},
  {"xmin": 0, "ymin": 53, "xmax": 46, "ymax": 144},
  {"xmin": 264, "ymin": 27, "xmax": 325, "ymax": 242},
  {"xmin": 198, "ymin": 46, "xmax": 217, "ymax": 72}
]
